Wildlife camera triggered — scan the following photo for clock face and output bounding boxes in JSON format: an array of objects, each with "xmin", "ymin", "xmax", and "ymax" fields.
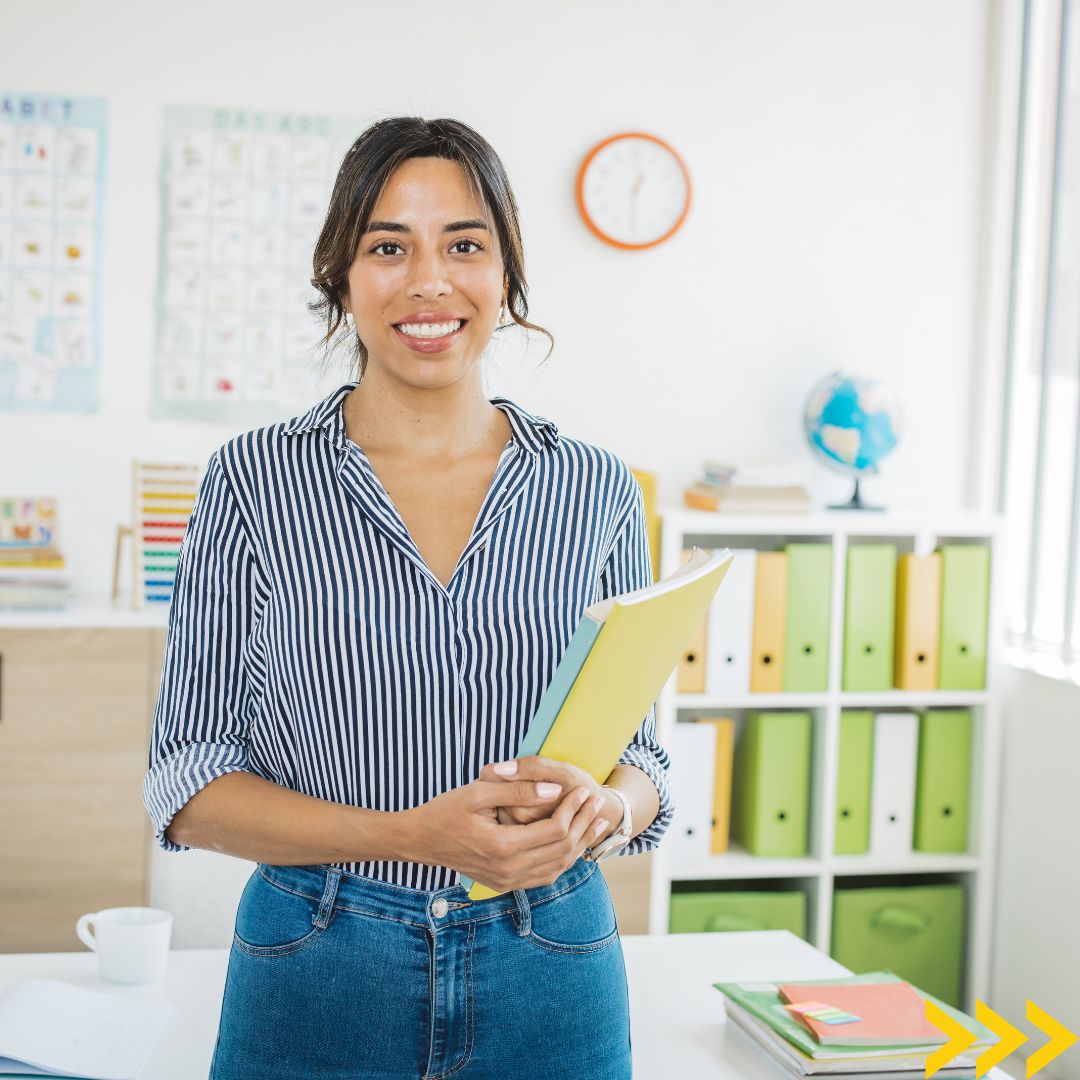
[{"xmin": 577, "ymin": 133, "xmax": 691, "ymax": 250}]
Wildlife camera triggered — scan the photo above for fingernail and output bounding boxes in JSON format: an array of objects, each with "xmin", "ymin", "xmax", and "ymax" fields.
[
  {"xmin": 594, "ymin": 819, "xmax": 609, "ymax": 834},
  {"xmin": 493, "ymin": 761, "xmax": 518, "ymax": 776},
  {"xmin": 536, "ymin": 782, "xmax": 562, "ymax": 798}
]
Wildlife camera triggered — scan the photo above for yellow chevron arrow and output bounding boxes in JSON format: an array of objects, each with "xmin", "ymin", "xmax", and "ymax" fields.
[
  {"xmin": 1026, "ymin": 999, "xmax": 1078, "ymax": 1078},
  {"xmin": 975, "ymin": 1001, "xmax": 1027, "ymax": 1077},
  {"xmin": 926, "ymin": 999, "xmax": 977, "ymax": 1078}
]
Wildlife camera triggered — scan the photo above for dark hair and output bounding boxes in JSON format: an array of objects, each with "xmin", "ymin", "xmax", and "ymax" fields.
[{"xmin": 309, "ymin": 116, "xmax": 553, "ymax": 380}]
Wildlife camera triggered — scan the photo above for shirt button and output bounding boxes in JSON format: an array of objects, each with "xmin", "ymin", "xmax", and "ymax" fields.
[{"xmin": 432, "ymin": 898, "xmax": 449, "ymax": 918}]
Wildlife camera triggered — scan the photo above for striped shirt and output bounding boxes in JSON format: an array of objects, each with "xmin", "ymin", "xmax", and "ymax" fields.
[{"xmin": 142, "ymin": 381, "xmax": 674, "ymax": 891}]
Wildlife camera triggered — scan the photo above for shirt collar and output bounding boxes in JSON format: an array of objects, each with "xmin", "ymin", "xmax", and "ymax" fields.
[{"xmin": 280, "ymin": 382, "xmax": 560, "ymax": 455}]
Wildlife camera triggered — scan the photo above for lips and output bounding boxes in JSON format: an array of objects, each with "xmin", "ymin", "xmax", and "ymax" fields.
[{"xmin": 391, "ymin": 318, "xmax": 468, "ymax": 354}]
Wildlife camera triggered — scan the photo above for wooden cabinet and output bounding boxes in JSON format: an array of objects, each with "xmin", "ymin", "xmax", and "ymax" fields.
[{"xmin": 0, "ymin": 628, "xmax": 159, "ymax": 952}]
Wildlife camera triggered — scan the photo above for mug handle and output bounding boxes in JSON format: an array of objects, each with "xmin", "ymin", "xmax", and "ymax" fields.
[{"xmin": 76, "ymin": 913, "xmax": 97, "ymax": 951}]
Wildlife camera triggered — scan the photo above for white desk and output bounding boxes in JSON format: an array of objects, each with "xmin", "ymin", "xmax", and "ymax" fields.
[{"xmin": 0, "ymin": 931, "xmax": 1013, "ymax": 1079}]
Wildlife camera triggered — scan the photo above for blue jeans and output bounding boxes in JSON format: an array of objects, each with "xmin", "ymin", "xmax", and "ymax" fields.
[{"xmin": 208, "ymin": 855, "xmax": 633, "ymax": 1079}]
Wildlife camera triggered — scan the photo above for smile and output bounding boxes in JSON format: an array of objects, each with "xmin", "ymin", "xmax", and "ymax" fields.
[{"xmin": 394, "ymin": 320, "xmax": 464, "ymax": 339}]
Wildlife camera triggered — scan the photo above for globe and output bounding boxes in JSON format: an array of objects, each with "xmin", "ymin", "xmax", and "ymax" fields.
[{"xmin": 803, "ymin": 372, "xmax": 903, "ymax": 511}]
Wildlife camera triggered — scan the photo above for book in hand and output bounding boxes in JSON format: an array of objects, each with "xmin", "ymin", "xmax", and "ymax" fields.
[
  {"xmin": 0, "ymin": 978, "xmax": 171, "ymax": 1079},
  {"xmin": 459, "ymin": 546, "xmax": 734, "ymax": 900},
  {"xmin": 713, "ymin": 971, "xmax": 996, "ymax": 1077}
]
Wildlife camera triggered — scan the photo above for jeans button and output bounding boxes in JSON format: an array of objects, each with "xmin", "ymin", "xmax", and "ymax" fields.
[{"xmin": 432, "ymin": 898, "xmax": 449, "ymax": 918}]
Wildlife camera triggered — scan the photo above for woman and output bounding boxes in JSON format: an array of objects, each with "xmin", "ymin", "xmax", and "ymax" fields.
[{"xmin": 143, "ymin": 116, "xmax": 674, "ymax": 1080}]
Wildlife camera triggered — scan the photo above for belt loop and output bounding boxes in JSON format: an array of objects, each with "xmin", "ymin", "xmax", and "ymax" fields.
[
  {"xmin": 512, "ymin": 888, "xmax": 531, "ymax": 937},
  {"xmin": 313, "ymin": 867, "xmax": 342, "ymax": 930}
]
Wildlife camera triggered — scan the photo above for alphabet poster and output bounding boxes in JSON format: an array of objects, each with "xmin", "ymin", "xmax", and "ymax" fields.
[
  {"xmin": 0, "ymin": 92, "xmax": 108, "ymax": 413},
  {"xmin": 152, "ymin": 104, "xmax": 369, "ymax": 424}
]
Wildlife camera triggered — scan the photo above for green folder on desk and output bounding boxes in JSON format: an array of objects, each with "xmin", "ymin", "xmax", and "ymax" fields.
[
  {"xmin": 914, "ymin": 709, "xmax": 972, "ymax": 852},
  {"xmin": 842, "ymin": 544, "xmax": 896, "ymax": 690},
  {"xmin": 783, "ymin": 544, "xmax": 832, "ymax": 692}
]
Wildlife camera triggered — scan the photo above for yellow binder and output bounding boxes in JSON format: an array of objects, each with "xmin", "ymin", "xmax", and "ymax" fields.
[
  {"xmin": 750, "ymin": 551, "xmax": 788, "ymax": 692},
  {"xmin": 677, "ymin": 549, "xmax": 708, "ymax": 692},
  {"xmin": 894, "ymin": 553, "xmax": 942, "ymax": 690},
  {"xmin": 701, "ymin": 716, "xmax": 735, "ymax": 853},
  {"xmin": 631, "ymin": 467, "xmax": 661, "ymax": 583},
  {"xmin": 467, "ymin": 547, "xmax": 735, "ymax": 899}
]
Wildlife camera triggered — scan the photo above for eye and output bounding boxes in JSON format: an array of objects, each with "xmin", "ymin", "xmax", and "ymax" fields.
[
  {"xmin": 370, "ymin": 240, "xmax": 404, "ymax": 256},
  {"xmin": 451, "ymin": 238, "xmax": 484, "ymax": 254}
]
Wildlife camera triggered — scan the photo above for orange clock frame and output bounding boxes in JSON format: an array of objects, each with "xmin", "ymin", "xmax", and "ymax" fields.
[{"xmin": 575, "ymin": 131, "xmax": 692, "ymax": 251}]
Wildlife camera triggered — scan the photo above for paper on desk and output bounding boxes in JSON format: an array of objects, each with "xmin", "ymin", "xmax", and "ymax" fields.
[{"xmin": 0, "ymin": 978, "xmax": 171, "ymax": 1080}]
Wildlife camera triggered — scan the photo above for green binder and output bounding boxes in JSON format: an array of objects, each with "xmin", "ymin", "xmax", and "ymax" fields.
[
  {"xmin": 938, "ymin": 545, "xmax": 991, "ymax": 689},
  {"xmin": 914, "ymin": 709, "xmax": 972, "ymax": 852},
  {"xmin": 783, "ymin": 544, "xmax": 832, "ymax": 692},
  {"xmin": 835, "ymin": 710, "xmax": 874, "ymax": 854},
  {"xmin": 842, "ymin": 545, "xmax": 896, "ymax": 690},
  {"xmin": 731, "ymin": 711, "xmax": 811, "ymax": 856}
]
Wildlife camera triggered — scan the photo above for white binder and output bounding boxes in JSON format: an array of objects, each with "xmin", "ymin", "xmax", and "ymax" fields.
[
  {"xmin": 667, "ymin": 720, "xmax": 718, "ymax": 865},
  {"xmin": 869, "ymin": 711, "xmax": 918, "ymax": 857},
  {"xmin": 705, "ymin": 547, "xmax": 757, "ymax": 698}
]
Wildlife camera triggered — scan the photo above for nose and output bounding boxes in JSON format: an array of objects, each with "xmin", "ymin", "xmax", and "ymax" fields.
[{"xmin": 407, "ymin": 244, "xmax": 451, "ymax": 301}]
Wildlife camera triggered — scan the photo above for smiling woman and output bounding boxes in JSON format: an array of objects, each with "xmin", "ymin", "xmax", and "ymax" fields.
[
  {"xmin": 146, "ymin": 116, "xmax": 671, "ymax": 1080},
  {"xmin": 309, "ymin": 116, "xmax": 554, "ymax": 381}
]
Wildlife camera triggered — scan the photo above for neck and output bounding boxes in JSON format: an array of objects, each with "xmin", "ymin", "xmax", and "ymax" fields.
[{"xmin": 343, "ymin": 367, "xmax": 503, "ymax": 463}]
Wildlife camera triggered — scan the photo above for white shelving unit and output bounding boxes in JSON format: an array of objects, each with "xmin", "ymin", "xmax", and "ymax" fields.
[{"xmin": 649, "ymin": 507, "xmax": 1006, "ymax": 1014}]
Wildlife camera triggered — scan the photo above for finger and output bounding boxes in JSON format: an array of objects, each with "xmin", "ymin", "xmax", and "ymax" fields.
[
  {"xmin": 484, "ymin": 785, "xmax": 592, "ymax": 850},
  {"xmin": 522, "ymin": 791, "xmax": 609, "ymax": 879},
  {"xmin": 481, "ymin": 756, "xmax": 576, "ymax": 783},
  {"xmin": 475, "ymin": 778, "xmax": 565, "ymax": 809}
]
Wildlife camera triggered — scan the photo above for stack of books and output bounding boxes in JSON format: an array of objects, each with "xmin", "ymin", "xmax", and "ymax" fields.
[
  {"xmin": 713, "ymin": 971, "xmax": 997, "ymax": 1079},
  {"xmin": 0, "ymin": 496, "xmax": 74, "ymax": 612},
  {"xmin": 684, "ymin": 459, "xmax": 812, "ymax": 514}
]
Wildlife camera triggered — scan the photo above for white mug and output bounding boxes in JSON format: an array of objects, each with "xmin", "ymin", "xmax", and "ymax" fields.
[{"xmin": 75, "ymin": 907, "xmax": 173, "ymax": 984}]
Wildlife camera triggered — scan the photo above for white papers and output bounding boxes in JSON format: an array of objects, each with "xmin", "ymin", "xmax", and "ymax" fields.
[{"xmin": 0, "ymin": 979, "xmax": 170, "ymax": 1080}]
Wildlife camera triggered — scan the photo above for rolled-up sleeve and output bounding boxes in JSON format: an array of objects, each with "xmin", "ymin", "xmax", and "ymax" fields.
[
  {"xmin": 597, "ymin": 463, "xmax": 675, "ymax": 857},
  {"xmin": 142, "ymin": 451, "xmax": 260, "ymax": 852}
]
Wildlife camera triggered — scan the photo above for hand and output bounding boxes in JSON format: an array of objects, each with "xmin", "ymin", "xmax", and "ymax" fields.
[
  {"xmin": 402, "ymin": 774, "xmax": 612, "ymax": 893},
  {"xmin": 479, "ymin": 755, "xmax": 614, "ymax": 830}
]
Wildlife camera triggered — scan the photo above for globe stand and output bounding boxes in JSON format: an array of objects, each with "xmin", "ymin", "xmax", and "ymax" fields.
[{"xmin": 828, "ymin": 476, "xmax": 884, "ymax": 512}]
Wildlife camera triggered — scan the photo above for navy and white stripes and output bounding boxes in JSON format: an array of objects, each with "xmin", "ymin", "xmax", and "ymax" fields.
[{"xmin": 143, "ymin": 381, "xmax": 674, "ymax": 891}]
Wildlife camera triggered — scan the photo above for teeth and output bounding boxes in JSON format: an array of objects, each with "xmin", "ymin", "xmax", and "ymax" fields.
[{"xmin": 396, "ymin": 320, "xmax": 462, "ymax": 339}]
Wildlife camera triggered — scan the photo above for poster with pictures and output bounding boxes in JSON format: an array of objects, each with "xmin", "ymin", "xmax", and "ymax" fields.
[
  {"xmin": 153, "ymin": 104, "xmax": 370, "ymax": 423},
  {"xmin": 0, "ymin": 92, "xmax": 107, "ymax": 413}
]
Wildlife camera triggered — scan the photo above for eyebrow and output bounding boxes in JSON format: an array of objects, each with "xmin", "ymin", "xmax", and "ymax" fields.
[{"xmin": 363, "ymin": 219, "xmax": 490, "ymax": 235}]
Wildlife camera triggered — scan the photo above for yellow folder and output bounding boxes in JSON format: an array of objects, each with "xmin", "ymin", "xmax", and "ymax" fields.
[
  {"xmin": 467, "ymin": 547, "xmax": 735, "ymax": 899},
  {"xmin": 700, "ymin": 716, "xmax": 735, "ymax": 853},
  {"xmin": 677, "ymin": 549, "xmax": 709, "ymax": 692},
  {"xmin": 631, "ymin": 467, "xmax": 661, "ymax": 583},
  {"xmin": 894, "ymin": 552, "xmax": 942, "ymax": 690},
  {"xmin": 750, "ymin": 551, "xmax": 788, "ymax": 692}
]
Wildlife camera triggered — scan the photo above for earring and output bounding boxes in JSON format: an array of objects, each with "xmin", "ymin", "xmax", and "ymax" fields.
[{"xmin": 498, "ymin": 304, "xmax": 511, "ymax": 328}]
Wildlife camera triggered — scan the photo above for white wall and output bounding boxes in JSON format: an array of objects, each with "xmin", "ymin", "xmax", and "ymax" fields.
[
  {"xmin": 992, "ymin": 666, "xmax": 1080, "ymax": 1080},
  {"xmin": 0, "ymin": 0, "xmax": 995, "ymax": 599}
]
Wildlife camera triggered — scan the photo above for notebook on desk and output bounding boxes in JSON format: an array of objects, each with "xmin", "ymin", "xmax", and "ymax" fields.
[{"xmin": 0, "ymin": 978, "xmax": 170, "ymax": 1079}]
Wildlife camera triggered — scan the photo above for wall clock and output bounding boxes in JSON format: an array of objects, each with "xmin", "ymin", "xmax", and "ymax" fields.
[{"xmin": 576, "ymin": 132, "xmax": 691, "ymax": 250}]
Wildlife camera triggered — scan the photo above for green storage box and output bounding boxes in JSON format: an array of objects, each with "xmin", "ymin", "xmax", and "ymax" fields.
[
  {"xmin": 670, "ymin": 889, "xmax": 807, "ymax": 939},
  {"xmin": 831, "ymin": 883, "xmax": 966, "ymax": 1007}
]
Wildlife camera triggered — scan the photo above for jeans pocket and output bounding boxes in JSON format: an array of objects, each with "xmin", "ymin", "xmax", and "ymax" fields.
[
  {"xmin": 231, "ymin": 868, "xmax": 329, "ymax": 959},
  {"xmin": 524, "ymin": 864, "xmax": 620, "ymax": 956}
]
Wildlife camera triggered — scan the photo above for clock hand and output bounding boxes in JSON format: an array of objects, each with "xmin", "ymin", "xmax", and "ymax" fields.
[{"xmin": 629, "ymin": 172, "xmax": 645, "ymax": 234}]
